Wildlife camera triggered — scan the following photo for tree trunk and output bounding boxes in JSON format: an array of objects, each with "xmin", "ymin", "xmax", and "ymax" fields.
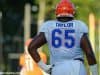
[
  {"xmin": 37, "ymin": 0, "xmax": 46, "ymax": 32},
  {"xmin": 0, "ymin": 12, "xmax": 4, "ymax": 69},
  {"xmin": 37, "ymin": 0, "xmax": 46, "ymax": 51}
]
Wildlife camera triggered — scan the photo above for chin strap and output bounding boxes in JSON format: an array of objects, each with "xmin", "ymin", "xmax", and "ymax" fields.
[{"xmin": 90, "ymin": 64, "xmax": 98, "ymax": 75}]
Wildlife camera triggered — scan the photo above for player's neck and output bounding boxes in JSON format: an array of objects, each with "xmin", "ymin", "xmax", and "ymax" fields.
[{"xmin": 56, "ymin": 17, "xmax": 74, "ymax": 22}]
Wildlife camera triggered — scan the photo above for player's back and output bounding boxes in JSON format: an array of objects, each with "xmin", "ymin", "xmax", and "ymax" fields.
[{"xmin": 39, "ymin": 20, "xmax": 88, "ymax": 65}]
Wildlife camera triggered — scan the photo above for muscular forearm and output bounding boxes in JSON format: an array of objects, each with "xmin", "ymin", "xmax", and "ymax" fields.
[
  {"xmin": 85, "ymin": 51, "xmax": 97, "ymax": 65},
  {"xmin": 28, "ymin": 48, "xmax": 41, "ymax": 62},
  {"xmin": 86, "ymin": 52, "xmax": 98, "ymax": 75}
]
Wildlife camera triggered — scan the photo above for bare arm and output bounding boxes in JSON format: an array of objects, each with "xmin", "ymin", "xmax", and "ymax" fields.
[
  {"xmin": 28, "ymin": 32, "xmax": 47, "ymax": 63},
  {"xmin": 27, "ymin": 32, "xmax": 52, "ymax": 73},
  {"xmin": 80, "ymin": 33, "xmax": 98, "ymax": 75},
  {"xmin": 80, "ymin": 33, "xmax": 97, "ymax": 65}
]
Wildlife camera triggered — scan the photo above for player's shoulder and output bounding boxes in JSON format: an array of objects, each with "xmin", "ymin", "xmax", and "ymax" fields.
[
  {"xmin": 73, "ymin": 20, "xmax": 88, "ymax": 32},
  {"xmin": 42, "ymin": 20, "xmax": 56, "ymax": 26},
  {"xmin": 41, "ymin": 20, "xmax": 57, "ymax": 29},
  {"xmin": 39, "ymin": 20, "xmax": 56, "ymax": 32},
  {"xmin": 73, "ymin": 20, "xmax": 88, "ymax": 28}
]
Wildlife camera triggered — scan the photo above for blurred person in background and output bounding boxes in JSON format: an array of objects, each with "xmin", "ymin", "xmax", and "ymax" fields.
[{"xmin": 19, "ymin": 38, "xmax": 49, "ymax": 75}]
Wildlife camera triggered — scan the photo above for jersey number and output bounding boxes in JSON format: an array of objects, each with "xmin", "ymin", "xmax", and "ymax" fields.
[{"xmin": 52, "ymin": 29, "xmax": 75, "ymax": 48}]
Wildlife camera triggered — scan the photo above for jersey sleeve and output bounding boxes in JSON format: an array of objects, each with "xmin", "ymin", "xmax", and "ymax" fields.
[
  {"xmin": 38, "ymin": 22, "xmax": 49, "ymax": 40},
  {"xmin": 77, "ymin": 21, "xmax": 88, "ymax": 39},
  {"xmin": 39, "ymin": 22, "xmax": 48, "ymax": 33},
  {"xmin": 79, "ymin": 21, "xmax": 88, "ymax": 34}
]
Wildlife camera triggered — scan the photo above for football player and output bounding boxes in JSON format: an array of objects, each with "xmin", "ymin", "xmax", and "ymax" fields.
[{"xmin": 26, "ymin": 0, "xmax": 98, "ymax": 75}]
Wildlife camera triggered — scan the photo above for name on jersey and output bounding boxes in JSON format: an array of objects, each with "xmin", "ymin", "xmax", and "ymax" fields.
[{"xmin": 56, "ymin": 23, "xmax": 73, "ymax": 27}]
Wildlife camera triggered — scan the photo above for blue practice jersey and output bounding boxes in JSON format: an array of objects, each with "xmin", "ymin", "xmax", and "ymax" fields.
[{"xmin": 39, "ymin": 20, "xmax": 88, "ymax": 65}]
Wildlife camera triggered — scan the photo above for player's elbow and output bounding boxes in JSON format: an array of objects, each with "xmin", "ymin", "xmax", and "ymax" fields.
[
  {"xmin": 28, "ymin": 41, "xmax": 38, "ymax": 55},
  {"xmin": 86, "ymin": 51, "xmax": 97, "ymax": 65},
  {"xmin": 28, "ymin": 46, "xmax": 34, "ymax": 53}
]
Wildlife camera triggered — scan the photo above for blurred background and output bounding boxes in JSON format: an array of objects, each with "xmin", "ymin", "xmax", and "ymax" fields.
[{"xmin": 0, "ymin": 0, "xmax": 100, "ymax": 75}]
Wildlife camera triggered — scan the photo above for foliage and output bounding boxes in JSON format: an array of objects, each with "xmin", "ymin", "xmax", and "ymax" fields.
[
  {"xmin": 72, "ymin": 0, "xmax": 100, "ymax": 23},
  {"xmin": 44, "ymin": 0, "xmax": 100, "ymax": 24}
]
